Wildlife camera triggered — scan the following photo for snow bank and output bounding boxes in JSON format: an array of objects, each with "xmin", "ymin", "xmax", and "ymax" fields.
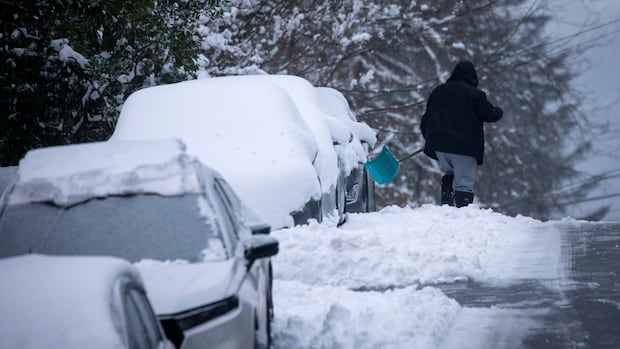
[
  {"xmin": 271, "ymin": 204, "xmax": 563, "ymax": 348},
  {"xmin": 10, "ymin": 140, "xmax": 199, "ymax": 206},
  {"xmin": 273, "ymin": 281, "xmax": 459, "ymax": 349},
  {"xmin": 272, "ymin": 204, "xmax": 555, "ymax": 288}
]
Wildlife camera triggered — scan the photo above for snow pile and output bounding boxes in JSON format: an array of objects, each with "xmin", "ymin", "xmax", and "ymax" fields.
[
  {"xmin": 10, "ymin": 140, "xmax": 200, "ymax": 206},
  {"xmin": 273, "ymin": 204, "xmax": 553, "ymax": 288},
  {"xmin": 274, "ymin": 281, "xmax": 459, "ymax": 349},
  {"xmin": 271, "ymin": 204, "xmax": 561, "ymax": 348}
]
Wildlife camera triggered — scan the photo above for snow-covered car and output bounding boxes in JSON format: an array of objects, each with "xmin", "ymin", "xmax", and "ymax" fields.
[
  {"xmin": 110, "ymin": 75, "xmax": 376, "ymax": 229},
  {"xmin": 245, "ymin": 75, "xmax": 378, "ymax": 218},
  {"xmin": 0, "ymin": 254, "xmax": 173, "ymax": 349},
  {"xmin": 0, "ymin": 140, "xmax": 278, "ymax": 349}
]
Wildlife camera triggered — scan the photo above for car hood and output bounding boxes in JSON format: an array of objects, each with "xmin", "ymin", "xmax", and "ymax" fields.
[{"xmin": 134, "ymin": 259, "xmax": 237, "ymax": 315}]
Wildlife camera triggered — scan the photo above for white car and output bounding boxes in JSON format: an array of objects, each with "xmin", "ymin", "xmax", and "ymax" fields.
[
  {"xmin": 110, "ymin": 75, "xmax": 376, "ymax": 229},
  {"xmin": 244, "ymin": 75, "xmax": 378, "ymax": 219},
  {"xmin": 0, "ymin": 254, "xmax": 173, "ymax": 349},
  {"xmin": 0, "ymin": 139, "xmax": 278, "ymax": 349}
]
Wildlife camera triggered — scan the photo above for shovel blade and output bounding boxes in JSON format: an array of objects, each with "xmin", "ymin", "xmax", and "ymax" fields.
[{"xmin": 364, "ymin": 146, "xmax": 400, "ymax": 184}]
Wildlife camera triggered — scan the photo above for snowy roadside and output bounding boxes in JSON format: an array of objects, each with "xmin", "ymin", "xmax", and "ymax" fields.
[{"xmin": 270, "ymin": 204, "xmax": 573, "ymax": 348}]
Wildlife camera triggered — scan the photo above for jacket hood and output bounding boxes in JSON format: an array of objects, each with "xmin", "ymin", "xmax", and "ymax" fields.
[{"xmin": 447, "ymin": 61, "xmax": 479, "ymax": 87}]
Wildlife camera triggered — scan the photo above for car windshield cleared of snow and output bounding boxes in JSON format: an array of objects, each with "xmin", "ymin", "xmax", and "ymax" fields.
[{"xmin": 0, "ymin": 193, "xmax": 219, "ymax": 263}]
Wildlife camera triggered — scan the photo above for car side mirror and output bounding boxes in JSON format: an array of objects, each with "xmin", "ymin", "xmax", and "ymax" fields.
[
  {"xmin": 244, "ymin": 235, "xmax": 279, "ymax": 270},
  {"xmin": 332, "ymin": 132, "xmax": 354, "ymax": 146},
  {"xmin": 250, "ymin": 223, "xmax": 271, "ymax": 235}
]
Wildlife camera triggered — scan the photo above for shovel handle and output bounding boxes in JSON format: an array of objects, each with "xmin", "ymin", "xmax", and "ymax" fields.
[{"xmin": 398, "ymin": 148, "xmax": 424, "ymax": 162}]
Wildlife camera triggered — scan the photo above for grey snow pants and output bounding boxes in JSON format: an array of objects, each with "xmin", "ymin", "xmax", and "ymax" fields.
[{"xmin": 436, "ymin": 151, "xmax": 477, "ymax": 193}]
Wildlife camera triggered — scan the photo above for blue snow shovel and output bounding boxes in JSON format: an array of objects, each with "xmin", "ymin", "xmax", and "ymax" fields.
[{"xmin": 365, "ymin": 146, "xmax": 424, "ymax": 184}]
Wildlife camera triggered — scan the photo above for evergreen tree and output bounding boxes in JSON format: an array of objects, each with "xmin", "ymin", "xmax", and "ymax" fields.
[{"xmin": 0, "ymin": 0, "xmax": 222, "ymax": 165}]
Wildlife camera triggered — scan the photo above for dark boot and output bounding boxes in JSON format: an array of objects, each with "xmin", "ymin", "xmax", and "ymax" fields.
[
  {"xmin": 441, "ymin": 174, "xmax": 454, "ymax": 206},
  {"xmin": 454, "ymin": 191, "xmax": 474, "ymax": 208}
]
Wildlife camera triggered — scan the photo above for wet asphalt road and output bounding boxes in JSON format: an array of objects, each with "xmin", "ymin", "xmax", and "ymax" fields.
[{"xmin": 436, "ymin": 222, "xmax": 620, "ymax": 349}]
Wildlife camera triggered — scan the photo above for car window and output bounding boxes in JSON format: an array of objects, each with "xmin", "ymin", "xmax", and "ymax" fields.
[
  {"xmin": 214, "ymin": 179, "xmax": 243, "ymax": 233},
  {"xmin": 0, "ymin": 194, "xmax": 221, "ymax": 262},
  {"xmin": 214, "ymin": 179, "xmax": 244, "ymax": 222},
  {"xmin": 211, "ymin": 182, "xmax": 239, "ymax": 250}
]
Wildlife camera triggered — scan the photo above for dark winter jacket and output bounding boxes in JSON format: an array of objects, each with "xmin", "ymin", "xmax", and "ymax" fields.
[{"xmin": 420, "ymin": 61, "xmax": 503, "ymax": 165}]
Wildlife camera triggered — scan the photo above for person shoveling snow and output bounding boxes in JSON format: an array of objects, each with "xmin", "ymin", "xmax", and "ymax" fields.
[{"xmin": 420, "ymin": 61, "xmax": 503, "ymax": 207}]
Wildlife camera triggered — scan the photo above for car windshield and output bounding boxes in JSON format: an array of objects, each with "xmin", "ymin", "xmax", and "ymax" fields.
[{"xmin": 0, "ymin": 194, "xmax": 222, "ymax": 263}]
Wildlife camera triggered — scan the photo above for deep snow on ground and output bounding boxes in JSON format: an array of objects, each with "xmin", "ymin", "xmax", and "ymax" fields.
[{"xmin": 270, "ymin": 204, "xmax": 575, "ymax": 348}]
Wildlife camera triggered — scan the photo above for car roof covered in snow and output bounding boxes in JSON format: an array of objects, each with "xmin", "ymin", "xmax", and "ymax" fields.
[
  {"xmin": 231, "ymin": 75, "xmax": 346, "ymax": 187},
  {"xmin": 9, "ymin": 139, "xmax": 201, "ymax": 206},
  {"xmin": 0, "ymin": 254, "xmax": 142, "ymax": 349},
  {"xmin": 110, "ymin": 76, "xmax": 324, "ymax": 228}
]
